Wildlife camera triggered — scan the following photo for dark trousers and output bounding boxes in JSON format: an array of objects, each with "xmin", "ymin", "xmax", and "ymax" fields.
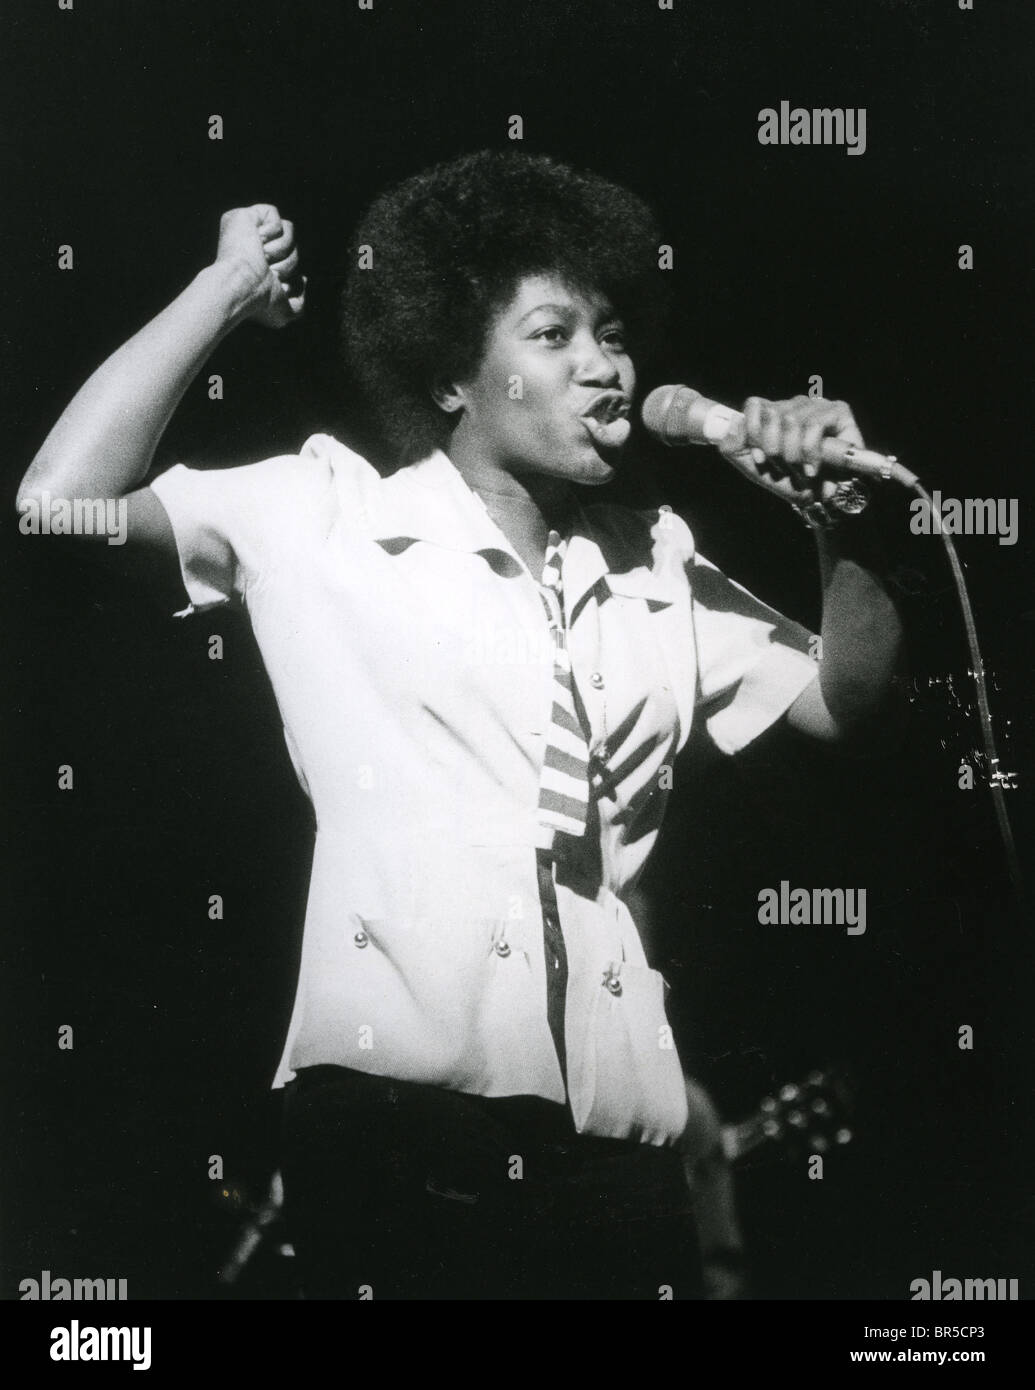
[{"xmin": 281, "ymin": 1065, "xmax": 702, "ymax": 1300}]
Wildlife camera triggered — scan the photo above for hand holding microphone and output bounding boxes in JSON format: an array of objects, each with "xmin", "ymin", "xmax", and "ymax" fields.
[{"xmin": 641, "ymin": 387, "xmax": 917, "ymax": 513}]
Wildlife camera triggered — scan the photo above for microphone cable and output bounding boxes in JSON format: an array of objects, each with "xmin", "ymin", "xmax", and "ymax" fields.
[{"xmin": 903, "ymin": 477, "xmax": 1022, "ymax": 901}]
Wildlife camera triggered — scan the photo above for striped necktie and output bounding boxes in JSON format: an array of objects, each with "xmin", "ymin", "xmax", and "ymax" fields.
[{"xmin": 536, "ymin": 529, "xmax": 592, "ymax": 838}]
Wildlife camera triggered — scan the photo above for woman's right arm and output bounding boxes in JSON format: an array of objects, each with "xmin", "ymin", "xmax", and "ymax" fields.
[{"xmin": 16, "ymin": 205, "xmax": 305, "ymax": 567}]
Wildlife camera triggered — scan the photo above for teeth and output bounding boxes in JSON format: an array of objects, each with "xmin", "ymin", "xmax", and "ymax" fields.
[{"xmin": 583, "ymin": 397, "xmax": 627, "ymax": 420}]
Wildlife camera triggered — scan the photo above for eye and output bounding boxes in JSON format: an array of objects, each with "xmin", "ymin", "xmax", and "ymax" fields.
[
  {"xmin": 601, "ymin": 326, "xmax": 628, "ymax": 352},
  {"xmin": 534, "ymin": 326, "xmax": 569, "ymax": 345}
]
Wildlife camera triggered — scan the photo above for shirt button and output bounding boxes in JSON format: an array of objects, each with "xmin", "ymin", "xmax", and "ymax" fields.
[
  {"xmin": 353, "ymin": 930, "xmax": 369, "ymax": 949},
  {"xmin": 495, "ymin": 940, "xmax": 511, "ymax": 958},
  {"xmin": 605, "ymin": 976, "xmax": 623, "ymax": 997},
  {"xmin": 589, "ymin": 671, "xmax": 604, "ymax": 689}
]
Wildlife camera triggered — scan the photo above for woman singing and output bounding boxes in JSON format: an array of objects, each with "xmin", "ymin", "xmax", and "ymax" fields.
[{"xmin": 18, "ymin": 150, "xmax": 903, "ymax": 1299}]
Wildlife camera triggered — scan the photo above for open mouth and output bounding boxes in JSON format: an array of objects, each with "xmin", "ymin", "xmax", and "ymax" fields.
[{"xmin": 578, "ymin": 393, "xmax": 632, "ymax": 450}]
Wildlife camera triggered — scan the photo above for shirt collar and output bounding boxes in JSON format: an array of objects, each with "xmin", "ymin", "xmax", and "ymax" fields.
[
  {"xmin": 367, "ymin": 449, "xmax": 675, "ymax": 614},
  {"xmin": 369, "ymin": 451, "xmax": 511, "ymax": 555}
]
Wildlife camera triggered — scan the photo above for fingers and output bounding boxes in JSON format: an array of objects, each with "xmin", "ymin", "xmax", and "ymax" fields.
[
  {"xmin": 742, "ymin": 396, "xmax": 863, "ymax": 479},
  {"xmin": 217, "ymin": 205, "xmax": 297, "ymax": 277},
  {"xmin": 258, "ymin": 214, "xmax": 300, "ymax": 298},
  {"xmin": 219, "ymin": 205, "xmax": 296, "ymax": 259},
  {"xmin": 269, "ymin": 247, "xmax": 300, "ymax": 281},
  {"xmin": 715, "ymin": 395, "xmax": 866, "ymax": 506},
  {"xmin": 717, "ymin": 409, "xmax": 766, "ymax": 467},
  {"xmin": 757, "ymin": 399, "xmax": 785, "ymax": 459},
  {"xmin": 284, "ymin": 276, "xmax": 308, "ymax": 315},
  {"xmin": 780, "ymin": 412, "xmax": 803, "ymax": 467},
  {"xmin": 214, "ymin": 204, "xmax": 305, "ymax": 328},
  {"xmin": 268, "ymin": 269, "xmax": 308, "ymax": 324},
  {"xmin": 799, "ymin": 400, "xmax": 859, "ymax": 472},
  {"xmin": 250, "ymin": 204, "xmax": 283, "ymax": 239},
  {"xmin": 251, "ymin": 207, "xmax": 302, "ymax": 292},
  {"xmin": 262, "ymin": 218, "xmax": 295, "ymax": 262}
]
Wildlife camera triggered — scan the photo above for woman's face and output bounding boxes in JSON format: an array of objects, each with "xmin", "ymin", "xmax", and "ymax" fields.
[{"xmin": 447, "ymin": 274, "xmax": 637, "ymax": 486}]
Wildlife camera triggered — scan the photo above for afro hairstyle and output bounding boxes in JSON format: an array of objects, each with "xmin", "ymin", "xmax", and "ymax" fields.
[{"xmin": 340, "ymin": 149, "xmax": 666, "ymax": 466}]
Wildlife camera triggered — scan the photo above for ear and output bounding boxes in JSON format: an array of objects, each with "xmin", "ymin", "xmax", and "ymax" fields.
[{"xmin": 430, "ymin": 379, "xmax": 467, "ymax": 415}]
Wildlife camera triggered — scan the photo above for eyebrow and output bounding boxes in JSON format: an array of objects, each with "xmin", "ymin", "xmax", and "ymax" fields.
[
  {"xmin": 514, "ymin": 301, "xmax": 621, "ymax": 327},
  {"xmin": 514, "ymin": 303, "xmax": 574, "ymax": 326}
]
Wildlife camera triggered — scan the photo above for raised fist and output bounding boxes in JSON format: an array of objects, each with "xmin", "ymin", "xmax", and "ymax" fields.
[{"xmin": 215, "ymin": 204, "xmax": 306, "ymax": 328}]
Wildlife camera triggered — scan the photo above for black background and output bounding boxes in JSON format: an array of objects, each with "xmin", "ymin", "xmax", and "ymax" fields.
[{"xmin": 3, "ymin": 0, "xmax": 1033, "ymax": 1301}]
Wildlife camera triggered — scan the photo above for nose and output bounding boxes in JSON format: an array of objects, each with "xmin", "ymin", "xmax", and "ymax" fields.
[{"xmin": 572, "ymin": 331, "xmax": 621, "ymax": 386}]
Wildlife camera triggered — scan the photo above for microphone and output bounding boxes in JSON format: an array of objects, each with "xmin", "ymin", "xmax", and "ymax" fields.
[{"xmin": 641, "ymin": 385, "xmax": 917, "ymax": 487}]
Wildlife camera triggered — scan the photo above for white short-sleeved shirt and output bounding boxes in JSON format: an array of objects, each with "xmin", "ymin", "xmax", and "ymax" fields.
[{"xmin": 150, "ymin": 437, "xmax": 819, "ymax": 1146}]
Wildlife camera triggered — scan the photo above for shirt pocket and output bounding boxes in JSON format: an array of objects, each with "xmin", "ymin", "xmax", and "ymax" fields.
[
  {"xmin": 581, "ymin": 585, "xmax": 690, "ymax": 765},
  {"xmin": 566, "ymin": 956, "xmax": 689, "ymax": 1146}
]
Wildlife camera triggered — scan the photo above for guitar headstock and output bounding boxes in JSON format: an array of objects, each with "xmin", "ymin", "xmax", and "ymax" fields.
[{"xmin": 723, "ymin": 1067, "xmax": 854, "ymax": 1166}]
